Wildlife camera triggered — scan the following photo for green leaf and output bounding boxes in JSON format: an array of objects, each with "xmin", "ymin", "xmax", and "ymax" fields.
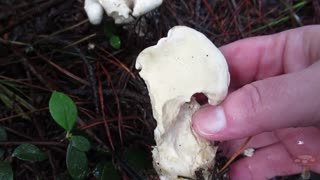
[
  {"xmin": 122, "ymin": 146, "xmax": 150, "ymax": 172},
  {"xmin": 93, "ymin": 162, "xmax": 120, "ymax": 180},
  {"xmin": 109, "ymin": 36, "xmax": 121, "ymax": 49},
  {"xmin": 70, "ymin": 136, "xmax": 91, "ymax": 152},
  {"xmin": 0, "ymin": 161, "xmax": 13, "ymax": 180},
  {"xmin": 12, "ymin": 144, "xmax": 47, "ymax": 162},
  {"xmin": 66, "ymin": 144, "xmax": 88, "ymax": 180},
  {"xmin": 0, "ymin": 126, "xmax": 7, "ymax": 141},
  {"xmin": 49, "ymin": 91, "xmax": 78, "ymax": 132}
]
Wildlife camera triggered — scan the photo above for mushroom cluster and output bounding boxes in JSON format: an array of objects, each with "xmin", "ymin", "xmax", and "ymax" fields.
[
  {"xmin": 84, "ymin": 0, "xmax": 162, "ymax": 24},
  {"xmin": 136, "ymin": 26, "xmax": 230, "ymax": 179}
]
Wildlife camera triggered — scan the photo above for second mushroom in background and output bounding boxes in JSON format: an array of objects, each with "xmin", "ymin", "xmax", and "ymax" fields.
[{"xmin": 84, "ymin": 0, "xmax": 163, "ymax": 25}]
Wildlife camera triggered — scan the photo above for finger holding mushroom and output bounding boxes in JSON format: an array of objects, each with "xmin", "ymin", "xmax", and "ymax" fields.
[{"xmin": 136, "ymin": 26, "xmax": 230, "ymax": 179}]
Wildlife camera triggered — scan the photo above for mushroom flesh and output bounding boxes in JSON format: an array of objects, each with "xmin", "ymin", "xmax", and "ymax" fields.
[{"xmin": 136, "ymin": 26, "xmax": 230, "ymax": 179}]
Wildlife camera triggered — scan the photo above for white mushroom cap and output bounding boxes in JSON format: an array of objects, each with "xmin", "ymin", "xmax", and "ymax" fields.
[
  {"xmin": 84, "ymin": 0, "xmax": 104, "ymax": 25},
  {"xmin": 132, "ymin": 0, "xmax": 163, "ymax": 17},
  {"xmin": 98, "ymin": 0, "xmax": 133, "ymax": 24},
  {"xmin": 136, "ymin": 26, "xmax": 230, "ymax": 137},
  {"xmin": 136, "ymin": 26, "xmax": 230, "ymax": 179},
  {"xmin": 84, "ymin": 0, "xmax": 162, "ymax": 24}
]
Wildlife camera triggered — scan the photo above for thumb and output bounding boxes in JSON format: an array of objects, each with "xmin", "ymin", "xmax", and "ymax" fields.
[{"xmin": 192, "ymin": 62, "xmax": 320, "ymax": 141}]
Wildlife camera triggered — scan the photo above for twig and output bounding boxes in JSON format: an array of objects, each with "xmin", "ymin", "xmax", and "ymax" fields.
[
  {"xmin": 0, "ymin": 75, "xmax": 50, "ymax": 92},
  {"xmin": 0, "ymin": 107, "xmax": 48, "ymax": 122},
  {"xmin": 3, "ymin": 127, "xmax": 34, "ymax": 140},
  {"xmin": 62, "ymin": 33, "xmax": 96, "ymax": 49},
  {"xmin": 47, "ymin": 150, "xmax": 57, "ymax": 178},
  {"xmin": 97, "ymin": 46, "xmax": 136, "ymax": 79},
  {"xmin": 230, "ymin": 0, "xmax": 245, "ymax": 37},
  {"xmin": 79, "ymin": 116, "xmax": 137, "ymax": 130},
  {"xmin": 36, "ymin": 51, "xmax": 90, "ymax": 86},
  {"xmin": 219, "ymin": 136, "xmax": 253, "ymax": 173},
  {"xmin": 67, "ymin": 88, "xmax": 149, "ymax": 103},
  {"xmin": 97, "ymin": 62, "xmax": 115, "ymax": 150},
  {"xmin": 77, "ymin": 117, "xmax": 110, "ymax": 151},
  {"xmin": 11, "ymin": 48, "xmax": 58, "ymax": 90},
  {"xmin": 50, "ymin": 19, "xmax": 89, "ymax": 37},
  {"xmin": 100, "ymin": 64, "xmax": 123, "ymax": 144}
]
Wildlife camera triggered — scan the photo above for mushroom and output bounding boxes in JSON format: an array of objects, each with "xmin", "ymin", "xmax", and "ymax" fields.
[
  {"xmin": 84, "ymin": 0, "xmax": 163, "ymax": 25},
  {"xmin": 84, "ymin": 0, "xmax": 104, "ymax": 25},
  {"xmin": 136, "ymin": 26, "xmax": 230, "ymax": 179}
]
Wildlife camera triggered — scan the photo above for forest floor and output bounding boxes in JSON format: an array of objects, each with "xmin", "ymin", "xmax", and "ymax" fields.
[{"xmin": 0, "ymin": 0, "xmax": 319, "ymax": 179}]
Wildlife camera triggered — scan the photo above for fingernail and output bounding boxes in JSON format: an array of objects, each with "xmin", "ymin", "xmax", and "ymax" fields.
[{"xmin": 192, "ymin": 105, "xmax": 226, "ymax": 136}]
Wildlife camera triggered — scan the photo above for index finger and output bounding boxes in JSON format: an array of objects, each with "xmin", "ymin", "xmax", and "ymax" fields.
[{"xmin": 220, "ymin": 25, "xmax": 320, "ymax": 87}]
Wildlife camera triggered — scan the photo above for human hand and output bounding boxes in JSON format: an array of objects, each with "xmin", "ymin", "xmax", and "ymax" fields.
[{"xmin": 192, "ymin": 25, "xmax": 320, "ymax": 179}]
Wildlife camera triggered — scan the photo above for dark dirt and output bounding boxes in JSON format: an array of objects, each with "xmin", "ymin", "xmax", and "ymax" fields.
[{"xmin": 0, "ymin": 0, "xmax": 319, "ymax": 179}]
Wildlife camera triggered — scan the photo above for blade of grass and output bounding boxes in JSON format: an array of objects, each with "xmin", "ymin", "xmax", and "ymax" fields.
[
  {"xmin": 0, "ymin": 84, "xmax": 35, "ymax": 111},
  {"xmin": 282, "ymin": 1, "xmax": 308, "ymax": 12},
  {"xmin": 0, "ymin": 93, "xmax": 29, "ymax": 119},
  {"xmin": 249, "ymin": 1, "xmax": 308, "ymax": 34},
  {"xmin": 0, "ymin": 80, "xmax": 31, "ymax": 100},
  {"xmin": 250, "ymin": 16, "xmax": 290, "ymax": 34}
]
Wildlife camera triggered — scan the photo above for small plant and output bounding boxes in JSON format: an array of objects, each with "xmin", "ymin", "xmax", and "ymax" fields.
[
  {"xmin": 0, "ymin": 91, "xmax": 150, "ymax": 179},
  {"xmin": 49, "ymin": 91, "xmax": 91, "ymax": 180},
  {"xmin": 104, "ymin": 22, "xmax": 121, "ymax": 49},
  {"xmin": 0, "ymin": 126, "xmax": 47, "ymax": 180}
]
